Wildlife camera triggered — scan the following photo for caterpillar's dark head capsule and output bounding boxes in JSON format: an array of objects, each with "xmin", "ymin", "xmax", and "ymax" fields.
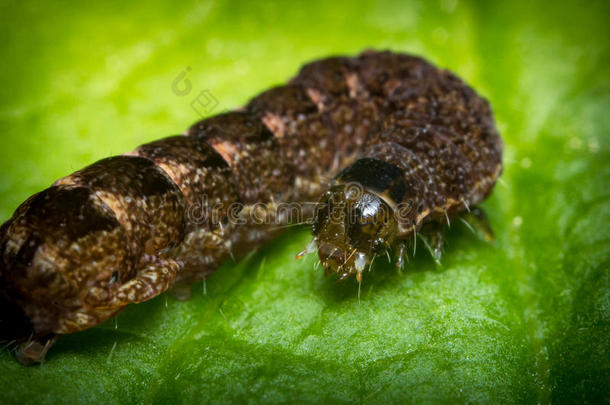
[{"xmin": 312, "ymin": 183, "xmax": 397, "ymax": 280}]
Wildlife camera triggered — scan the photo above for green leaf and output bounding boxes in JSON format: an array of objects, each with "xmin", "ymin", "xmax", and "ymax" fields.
[{"xmin": 0, "ymin": 0, "xmax": 608, "ymax": 403}]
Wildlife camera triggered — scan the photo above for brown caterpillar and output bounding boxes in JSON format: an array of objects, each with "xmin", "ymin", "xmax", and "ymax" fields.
[{"xmin": 0, "ymin": 50, "xmax": 502, "ymax": 364}]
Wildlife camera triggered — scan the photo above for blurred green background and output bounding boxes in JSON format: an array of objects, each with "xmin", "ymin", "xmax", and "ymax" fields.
[{"xmin": 0, "ymin": 0, "xmax": 608, "ymax": 403}]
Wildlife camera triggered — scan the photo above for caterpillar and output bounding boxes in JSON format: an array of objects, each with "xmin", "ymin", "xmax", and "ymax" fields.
[{"xmin": 0, "ymin": 50, "xmax": 502, "ymax": 364}]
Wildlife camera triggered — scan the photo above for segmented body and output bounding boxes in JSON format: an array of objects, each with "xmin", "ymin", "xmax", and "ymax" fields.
[{"xmin": 0, "ymin": 50, "xmax": 502, "ymax": 362}]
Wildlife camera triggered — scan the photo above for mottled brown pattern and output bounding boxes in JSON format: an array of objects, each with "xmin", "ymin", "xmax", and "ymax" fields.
[
  {"xmin": 131, "ymin": 135, "xmax": 241, "ymax": 283},
  {"xmin": 0, "ymin": 50, "xmax": 502, "ymax": 364},
  {"xmin": 248, "ymin": 84, "xmax": 335, "ymax": 185},
  {"xmin": 55, "ymin": 156, "xmax": 186, "ymax": 262},
  {"xmin": 291, "ymin": 56, "xmax": 381, "ymax": 168},
  {"xmin": 0, "ymin": 186, "xmax": 130, "ymax": 335},
  {"xmin": 188, "ymin": 111, "xmax": 294, "ymax": 202}
]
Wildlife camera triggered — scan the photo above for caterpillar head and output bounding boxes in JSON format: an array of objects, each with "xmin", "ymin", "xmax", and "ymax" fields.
[
  {"xmin": 312, "ymin": 183, "xmax": 397, "ymax": 281},
  {"xmin": 0, "ymin": 185, "xmax": 131, "ymax": 351}
]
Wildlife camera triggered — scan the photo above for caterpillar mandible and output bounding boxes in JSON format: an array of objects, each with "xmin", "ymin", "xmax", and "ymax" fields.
[{"xmin": 0, "ymin": 50, "xmax": 502, "ymax": 364}]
